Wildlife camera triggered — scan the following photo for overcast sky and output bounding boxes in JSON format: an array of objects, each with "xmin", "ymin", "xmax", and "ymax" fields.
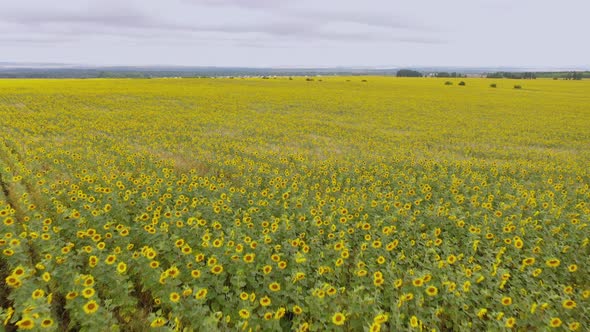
[{"xmin": 1, "ymin": 0, "xmax": 588, "ymax": 68}]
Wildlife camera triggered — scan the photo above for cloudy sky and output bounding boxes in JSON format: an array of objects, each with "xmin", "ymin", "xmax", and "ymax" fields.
[{"xmin": 1, "ymin": 0, "xmax": 588, "ymax": 68}]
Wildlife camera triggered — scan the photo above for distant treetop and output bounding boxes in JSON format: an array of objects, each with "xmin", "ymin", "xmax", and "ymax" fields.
[{"xmin": 397, "ymin": 69, "xmax": 423, "ymax": 77}]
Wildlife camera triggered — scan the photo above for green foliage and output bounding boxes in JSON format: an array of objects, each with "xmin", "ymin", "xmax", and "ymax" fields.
[
  {"xmin": 486, "ymin": 72, "xmax": 536, "ymax": 79},
  {"xmin": 436, "ymin": 72, "xmax": 465, "ymax": 78},
  {"xmin": 396, "ymin": 69, "xmax": 422, "ymax": 77}
]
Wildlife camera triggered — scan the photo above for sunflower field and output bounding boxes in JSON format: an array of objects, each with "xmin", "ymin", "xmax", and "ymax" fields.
[{"xmin": 0, "ymin": 77, "xmax": 589, "ymax": 331}]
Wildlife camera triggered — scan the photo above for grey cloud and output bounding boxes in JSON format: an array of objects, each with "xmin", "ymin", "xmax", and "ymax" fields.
[
  {"xmin": 2, "ymin": 7, "xmax": 153, "ymax": 28},
  {"xmin": 3, "ymin": 10, "xmax": 440, "ymax": 45},
  {"xmin": 1, "ymin": 0, "xmax": 588, "ymax": 67},
  {"xmin": 187, "ymin": 0, "xmax": 289, "ymax": 9},
  {"xmin": 0, "ymin": 36, "xmax": 76, "ymax": 44},
  {"xmin": 311, "ymin": 11, "xmax": 430, "ymax": 31},
  {"xmin": 1, "ymin": 0, "xmax": 439, "ymax": 45}
]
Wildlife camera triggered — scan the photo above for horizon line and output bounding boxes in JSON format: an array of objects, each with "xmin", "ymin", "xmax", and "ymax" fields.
[{"xmin": 1, "ymin": 62, "xmax": 589, "ymax": 72}]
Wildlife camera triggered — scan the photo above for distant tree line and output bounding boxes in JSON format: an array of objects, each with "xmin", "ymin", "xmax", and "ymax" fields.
[
  {"xmin": 396, "ymin": 69, "xmax": 422, "ymax": 77},
  {"xmin": 563, "ymin": 72, "xmax": 584, "ymax": 80},
  {"xmin": 486, "ymin": 72, "xmax": 537, "ymax": 79},
  {"xmin": 486, "ymin": 71, "xmax": 587, "ymax": 80},
  {"xmin": 534, "ymin": 71, "xmax": 589, "ymax": 79},
  {"xmin": 0, "ymin": 67, "xmax": 400, "ymax": 78},
  {"xmin": 435, "ymin": 72, "xmax": 466, "ymax": 78}
]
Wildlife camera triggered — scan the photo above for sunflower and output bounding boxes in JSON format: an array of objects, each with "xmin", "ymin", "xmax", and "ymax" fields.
[
  {"xmin": 166, "ymin": 266, "xmax": 180, "ymax": 278},
  {"xmin": 4, "ymin": 275, "xmax": 20, "ymax": 288},
  {"xmin": 243, "ymin": 253, "xmax": 255, "ymax": 263},
  {"xmin": 260, "ymin": 296, "xmax": 271, "ymax": 306},
  {"xmin": 82, "ymin": 287, "xmax": 95, "ymax": 299},
  {"xmin": 207, "ymin": 257, "xmax": 217, "ymax": 266},
  {"xmin": 83, "ymin": 300, "xmax": 99, "ymax": 314},
  {"xmin": 477, "ymin": 308, "xmax": 488, "ymax": 319},
  {"xmin": 546, "ymin": 259, "xmax": 560, "ymax": 268},
  {"xmin": 117, "ymin": 262, "xmax": 127, "ymax": 274},
  {"xmin": 16, "ymin": 317, "xmax": 35, "ymax": 330},
  {"xmin": 326, "ymin": 287, "xmax": 337, "ymax": 296},
  {"xmin": 211, "ymin": 265, "xmax": 223, "ymax": 275},
  {"xmin": 505, "ymin": 317, "xmax": 516, "ymax": 328},
  {"xmin": 239, "ymin": 309, "xmax": 250, "ymax": 319},
  {"xmin": 549, "ymin": 318, "xmax": 562, "ymax": 328},
  {"xmin": 187, "ymin": 269, "xmax": 200, "ymax": 279},
  {"xmin": 32, "ymin": 289, "xmax": 45, "ymax": 299},
  {"xmin": 146, "ymin": 250, "xmax": 157, "ymax": 260},
  {"xmin": 369, "ymin": 322, "xmax": 381, "ymax": 332},
  {"xmin": 275, "ymin": 307, "xmax": 286, "ymax": 319},
  {"xmin": 293, "ymin": 272, "xmax": 305, "ymax": 282},
  {"xmin": 150, "ymin": 318, "xmax": 167, "ymax": 327},
  {"xmin": 373, "ymin": 313, "xmax": 389, "ymax": 324},
  {"xmin": 447, "ymin": 255, "xmax": 457, "ymax": 264},
  {"xmin": 3, "ymin": 217, "xmax": 15, "ymax": 226},
  {"xmin": 105, "ymin": 255, "xmax": 116, "ymax": 265},
  {"xmin": 195, "ymin": 288, "xmax": 208, "ymax": 300},
  {"xmin": 332, "ymin": 312, "xmax": 346, "ymax": 326},
  {"xmin": 269, "ymin": 282, "xmax": 281, "ymax": 292},
  {"xmin": 169, "ymin": 292, "xmax": 180, "ymax": 303},
  {"xmin": 315, "ymin": 290, "xmax": 325, "ymax": 299},
  {"xmin": 522, "ymin": 257, "xmax": 535, "ymax": 266},
  {"xmin": 12, "ymin": 266, "xmax": 26, "ymax": 277},
  {"xmin": 41, "ymin": 318, "xmax": 54, "ymax": 328},
  {"xmin": 373, "ymin": 277, "xmax": 384, "ymax": 287},
  {"xmin": 426, "ymin": 286, "xmax": 438, "ymax": 296},
  {"xmin": 562, "ymin": 299, "xmax": 576, "ymax": 309},
  {"xmin": 501, "ymin": 296, "xmax": 512, "ymax": 306}
]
